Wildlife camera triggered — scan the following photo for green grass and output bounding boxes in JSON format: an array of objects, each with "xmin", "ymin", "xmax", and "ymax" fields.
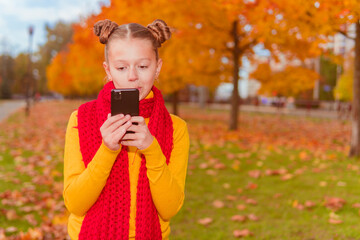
[{"xmin": 171, "ymin": 142, "xmax": 360, "ymax": 239}]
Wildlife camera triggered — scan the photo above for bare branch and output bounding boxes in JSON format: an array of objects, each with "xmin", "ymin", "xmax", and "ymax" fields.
[{"xmin": 337, "ymin": 29, "xmax": 356, "ymax": 40}]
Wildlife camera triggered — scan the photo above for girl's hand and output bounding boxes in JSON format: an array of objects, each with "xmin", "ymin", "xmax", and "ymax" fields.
[
  {"xmin": 100, "ymin": 114, "xmax": 132, "ymax": 151},
  {"xmin": 121, "ymin": 116, "xmax": 154, "ymax": 150}
]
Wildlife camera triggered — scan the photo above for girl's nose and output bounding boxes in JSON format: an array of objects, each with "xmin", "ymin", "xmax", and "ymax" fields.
[{"xmin": 128, "ymin": 67, "xmax": 138, "ymax": 81}]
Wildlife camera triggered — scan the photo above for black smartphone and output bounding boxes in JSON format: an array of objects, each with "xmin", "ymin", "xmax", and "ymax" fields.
[
  {"xmin": 111, "ymin": 88, "xmax": 139, "ymax": 134},
  {"xmin": 111, "ymin": 88, "xmax": 139, "ymax": 116}
]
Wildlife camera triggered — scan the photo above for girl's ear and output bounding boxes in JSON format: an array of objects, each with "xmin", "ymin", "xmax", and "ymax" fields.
[
  {"xmin": 103, "ymin": 61, "xmax": 112, "ymax": 81},
  {"xmin": 155, "ymin": 58, "xmax": 163, "ymax": 79}
]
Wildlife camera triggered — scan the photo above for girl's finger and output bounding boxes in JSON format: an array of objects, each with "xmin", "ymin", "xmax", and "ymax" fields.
[
  {"xmin": 121, "ymin": 132, "xmax": 138, "ymax": 141},
  {"xmin": 130, "ymin": 116, "xmax": 145, "ymax": 125},
  {"xmin": 102, "ymin": 114, "xmax": 124, "ymax": 129},
  {"xmin": 106, "ymin": 115, "xmax": 131, "ymax": 134},
  {"xmin": 125, "ymin": 124, "xmax": 142, "ymax": 134},
  {"xmin": 110, "ymin": 121, "xmax": 132, "ymax": 141},
  {"xmin": 121, "ymin": 140, "xmax": 139, "ymax": 147}
]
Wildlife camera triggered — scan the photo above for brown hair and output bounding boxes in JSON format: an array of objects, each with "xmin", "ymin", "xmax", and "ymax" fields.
[{"xmin": 94, "ymin": 19, "xmax": 171, "ymax": 61}]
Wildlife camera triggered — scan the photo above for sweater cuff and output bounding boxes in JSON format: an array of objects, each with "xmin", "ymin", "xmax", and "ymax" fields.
[{"xmin": 139, "ymin": 138, "xmax": 166, "ymax": 169}]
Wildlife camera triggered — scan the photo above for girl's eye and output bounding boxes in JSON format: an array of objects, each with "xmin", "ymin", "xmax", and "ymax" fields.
[
  {"xmin": 139, "ymin": 65, "xmax": 148, "ymax": 69},
  {"xmin": 117, "ymin": 67, "xmax": 126, "ymax": 71}
]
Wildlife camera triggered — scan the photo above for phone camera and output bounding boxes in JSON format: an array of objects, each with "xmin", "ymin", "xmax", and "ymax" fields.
[{"xmin": 114, "ymin": 91, "xmax": 122, "ymax": 100}]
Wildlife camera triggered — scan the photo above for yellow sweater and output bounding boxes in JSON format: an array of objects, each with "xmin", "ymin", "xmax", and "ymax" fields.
[{"xmin": 63, "ymin": 93, "xmax": 189, "ymax": 240}]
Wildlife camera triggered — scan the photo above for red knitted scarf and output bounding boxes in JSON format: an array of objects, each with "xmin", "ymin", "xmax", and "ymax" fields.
[{"xmin": 77, "ymin": 81, "xmax": 173, "ymax": 239}]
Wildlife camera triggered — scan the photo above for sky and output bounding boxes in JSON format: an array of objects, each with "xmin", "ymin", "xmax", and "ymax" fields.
[{"xmin": 0, "ymin": 0, "xmax": 109, "ymax": 55}]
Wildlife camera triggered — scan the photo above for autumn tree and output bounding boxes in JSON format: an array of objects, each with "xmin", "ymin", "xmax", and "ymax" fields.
[
  {"xmin": 36, "ymin": 21, "xmax": 73, "ymax": 94},
  {"xmin": 334, "ymin": 69, "xmax": 353, "ymax": 101},
  {"xmin": 263, "ymin": 0, "xmax": 360, "ymax": 156},
  {"xmin": 0, "ymin": 54, "xmax": 14, "ymax": 99},
  {"xmin": 12, "ymin": 53, "xmax": 28, "ymax": 94}
]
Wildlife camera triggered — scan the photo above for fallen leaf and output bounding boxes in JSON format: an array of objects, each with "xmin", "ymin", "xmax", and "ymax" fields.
[
  {"xmin": 25, "ymin": 228, "xmax": 43, "ymax": 239},
  {"xmin": 337, "ymin": 181, "xmax": 346, "ymax": 187},
  {"xmin": 245, "ymin": 198, "xmax": 258, "ymax": 205},
  {"xmin": 198, "ymin": 218, "xmax": 213, "ymax": 226},
  {"xmin": 319, "ymin": 181, "xmax": 327, "ymax": 187},
  {"xmin": 231, "ymin": 215, "xmax": 247, "ymax": 222},
  {"xmin": 247, "ymin": 213, "xmax": 260, "ymax": 221},
  {"xmin": 246, "ymin": 182, "xmax": 258, "ymax": 190},
  {"xmin": 329, "ymin": 212, "xmax": 342, "ymax": 224},
  {"xmin": 329, "ymin": 218, "xmax": 343, "ymax": 224},
  {"xmin": 205, "ymin": 169, "xmax": 217, "ymax": 176},
  {"xmin": 233, "ymin": 229, "xmax": 253, "ymax": 238},
  {"xmin": 213, "ymin": 200, "xmax": 225, "ymax": 208},
  {"xmin": 265, "ymin": 168, "xmax": 287, "ymax": 176},
  {"xmin": 226, "ymin": 195, "xmax": 237, "ymax": 201},
  {"xmin": 199, "ymin": 163, "xmax": 208, "ymax": 169},
  {"xmin": 6, "ymin": 209, "xmax": 18, "ymax": 220},
  {"xmin": 24, "ymin": 214, "xmax": 38, "ymax": 226},
  {"xmin": 0, "ymin": 229, "xmax": 5, "ymax": 240},
  {"xmin": 295, "ymin": 204, "xmax": 305, "ymax": 210},
  {"xmin": 324, "ymin": 197, "xmax": 346, "ymax": 211},
  {"xmin": 305, "ymin": 201, "xmax": 316, "ymax": 209},
  {"xmin": 5, "ymin": 227, "xmax": 18, "ymax": 234},
  {"xmin": 248, "ymin": 170, "xmax": 261, "ymax": 179},
  {"xmin": 294, "ymin": 168, "xmax": 306, "ymax": 175},
  {"xmin": 299, "ymin": 151, "xmax": 310, "ymax": 161},
  {"xmin": 223, "ymin": 183, "xmax": 231, "ymax": 189},
  {"xmin": 214, "ymin": 163, "xmax": 226, "ymax": 170},
  {"xmin": 352, "ymin": 203, "xmax": 360, "ymax": 208},
  {"xmin": 273, "ymin": 193, "xmax": 282, "ymax": 199},
  {"xmin": 236, "ymin": 204, "xmax": 247, "ymax": 210},
  {"xmin": 281, "ymin": 173, "xmax": 293, "ymax": 181}
]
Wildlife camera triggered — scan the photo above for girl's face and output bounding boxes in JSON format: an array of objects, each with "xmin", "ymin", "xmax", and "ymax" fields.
[{"xmin": 103, "ymin": 38, "xmax": 162, "ymax": 100}]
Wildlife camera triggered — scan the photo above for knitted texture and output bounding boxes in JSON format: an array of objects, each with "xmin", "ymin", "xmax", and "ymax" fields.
[{"xmin": 77, "ymin": 81, "xmax": 173, "ymax": 240}]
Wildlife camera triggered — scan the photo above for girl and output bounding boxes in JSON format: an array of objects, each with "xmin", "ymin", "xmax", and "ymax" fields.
[{"xmin": 63, "ymin": 19, "xmax": 189, "ymax": 240}]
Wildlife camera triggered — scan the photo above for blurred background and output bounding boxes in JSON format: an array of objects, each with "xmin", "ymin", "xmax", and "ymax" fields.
[{"xmin": 1, "ymin": 0, "xmax": 360, "ymax": 239}]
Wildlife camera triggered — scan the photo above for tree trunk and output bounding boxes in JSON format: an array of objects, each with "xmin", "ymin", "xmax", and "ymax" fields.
[
  {"xmin": 230, "ymin": 20, "xmax": 240, "ymax": 130},
  {"xmin": 172, "ymin": 90, "xmax": 179, "ymax": 116},
  {"xmin": 350, "ymin": 21, "xmax": 360, "ymax": 157}
]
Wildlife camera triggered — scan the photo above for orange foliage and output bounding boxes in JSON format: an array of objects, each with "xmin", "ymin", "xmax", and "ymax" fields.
[{"xmin": 251, "ymin": 63, "xmax": 319, "ymax": 96}]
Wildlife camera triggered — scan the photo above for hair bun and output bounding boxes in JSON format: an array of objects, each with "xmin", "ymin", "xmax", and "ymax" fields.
[
  {"xmin": 147, "ymin": 19, "xmax": 171, "ymax": 47},
  {"xmin": 94, "ymin": 19, "xmax": 119, "ymax": 44}
]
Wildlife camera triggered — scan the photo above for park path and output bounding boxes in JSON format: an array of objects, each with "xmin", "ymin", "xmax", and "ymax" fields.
[
  {"xmin": 207, "ymin": 103, "xmax": 339, "ymax": 119},
  {"xmin": 0, "ymin": 100, "xmax": 26, "ymax": 123}
]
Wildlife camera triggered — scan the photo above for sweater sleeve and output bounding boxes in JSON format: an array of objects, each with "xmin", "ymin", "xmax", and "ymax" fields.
[
  {"xmin": 139, "ymin": 115, "xmax": 189, "ymax": 221},
  {"xmin": 63, "ymin": 110, "xmax": 121, "ymax": 217}
]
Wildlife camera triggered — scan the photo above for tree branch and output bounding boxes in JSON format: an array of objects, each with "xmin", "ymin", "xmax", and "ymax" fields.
[
  {"xmin": 337, "ymin": 29, "xmax": 356, "ymax": 40},
  {"xmin": 239, "ymin": 39, "xmax": 257, "ymax": 53}
]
